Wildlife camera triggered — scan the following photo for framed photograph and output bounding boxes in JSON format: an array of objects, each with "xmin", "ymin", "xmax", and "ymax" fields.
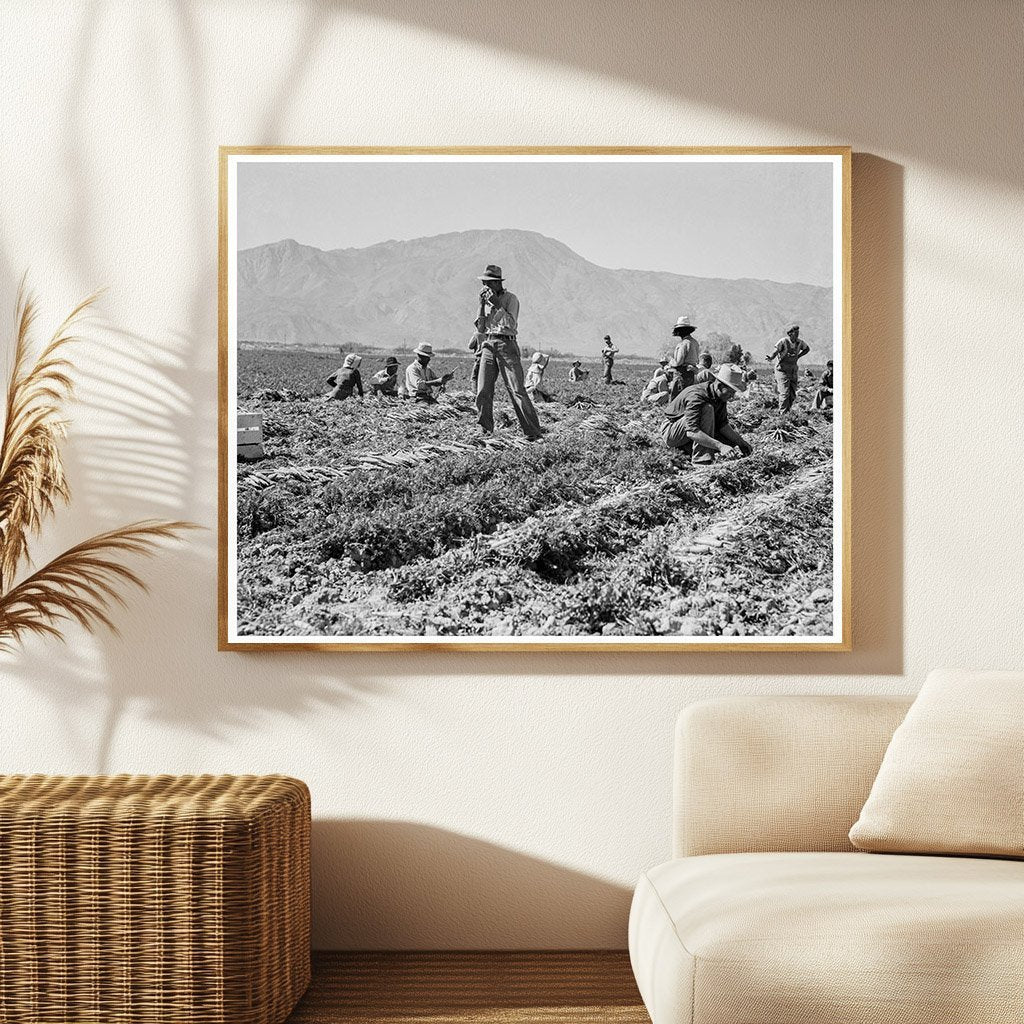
[{"xmin": 219, "ymin": 147, "xmax": 850, "ymax": 651}]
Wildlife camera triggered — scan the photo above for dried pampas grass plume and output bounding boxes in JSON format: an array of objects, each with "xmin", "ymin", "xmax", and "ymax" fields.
[{"xmin": 0, "ymin": 279, "xmax": 196, "ymax": 650}]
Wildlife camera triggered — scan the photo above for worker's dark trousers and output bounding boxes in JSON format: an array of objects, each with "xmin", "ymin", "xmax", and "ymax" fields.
[
  {"xmin": 663, "ymin": 404, "xmax": 718, "ymax": 462},
  {"xmin": 476, "ymin": 337, "xmax": 542, "ymax": 438},
  {"xmin": 603, "ymin": 363, "xmax": 613, "ymax": 383},
  {"xmin": 775, "ymin": 367, "xmax": 798, "ymax": 412}
]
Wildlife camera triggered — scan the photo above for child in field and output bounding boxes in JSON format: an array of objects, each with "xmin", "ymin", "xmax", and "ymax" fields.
[
  {"xmin": 525, "ymin": 352, "xmax": 554, "ymax": 403},
  {"xmin": 568, "ymin": 360, "xmax": 589, "ymax": 382},
  {"xmin": 641, "ymin": 357, "xmax": 672, "ymax": 405},
  {"xmin": 326, "ymin": 354, "xmax": 364, "ymax": 400},
  {"xmin": 694, "ymin": 352, "xmax": 716, "ymax": 383}
]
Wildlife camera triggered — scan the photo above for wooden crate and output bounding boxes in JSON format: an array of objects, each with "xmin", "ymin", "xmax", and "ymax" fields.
[{"xmin": 238, "ymin": 411, "xmax": 264, "ymax": 460}]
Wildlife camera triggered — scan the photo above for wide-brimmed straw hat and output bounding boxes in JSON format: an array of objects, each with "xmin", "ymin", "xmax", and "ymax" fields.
[
  {"xmin": 478, "ymin": 264, "xmax": 504, "ymax": 281},
  {"xmin": 342, "ymin": 354, "xmax": 361, "ymax": 369},
  {"xmin": 413, "ymin": 342, "xmax": 434, "ymax": 359},
  {"xmin": 531, "ymin": 352, "xmax": 547, "ymax": 364},
  {"xmin": 784, "ymin": 321, "xmax": 800, "ymax": 332},
  {"xmin": 658, "ymin": 356, "xmax": 669, "ymax": 365},
  {"xmin": 572, "ymin": 360, "xmax": 582, "ymax": 366},
  {"xmin": 715, "ymin": 363, "xmax": 748, "ymax": 393},
  {"xmin": 385, "ymin": 356, "xmax": 398, "ymax": 366},
  {"xmin": 674, "ymin": 315, "xmax": 694, "ymax": 329}
]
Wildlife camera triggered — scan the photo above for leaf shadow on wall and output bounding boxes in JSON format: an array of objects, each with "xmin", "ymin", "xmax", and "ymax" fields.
[
  {"xmin": 333, "ymin": 0, "xmax": 1020, "ymax": 188},
  {"xmin": 311, "ymin": 819, "xmax": 633, "ymax": 950},
  {"xmin": 0, "ymin": 0, "xmax": 388, "ymax": 773}
]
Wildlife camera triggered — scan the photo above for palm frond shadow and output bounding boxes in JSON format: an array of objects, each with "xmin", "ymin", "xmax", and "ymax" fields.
[{"xmin": 2, "ymin": 311, "xmax": 386, "ymax": 770}]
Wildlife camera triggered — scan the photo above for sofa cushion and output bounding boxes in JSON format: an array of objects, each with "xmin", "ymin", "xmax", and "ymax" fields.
[
  {"xmin": 629, "ymin": 852, "xmax": 1024, "ymax": 1024},
  {"xmin": 849, "ymin": 668, "xmax": 1024, "ymax": 857}
]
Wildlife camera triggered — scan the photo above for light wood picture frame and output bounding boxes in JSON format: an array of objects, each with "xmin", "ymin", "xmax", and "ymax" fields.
[{"xmin": 219, "ymin": 147, "xmax": 851, "ymax": 652}]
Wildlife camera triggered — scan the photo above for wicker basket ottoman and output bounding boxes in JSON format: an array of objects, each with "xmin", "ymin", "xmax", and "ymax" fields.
[{"xmin": 0, "ymin": 774, "xmax": 310, "ymax": 1024}]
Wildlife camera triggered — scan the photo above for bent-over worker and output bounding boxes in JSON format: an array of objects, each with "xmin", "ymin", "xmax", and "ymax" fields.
[{"xmin": 662, "ymin": 364, "xmax": 753, "ymax": 464}]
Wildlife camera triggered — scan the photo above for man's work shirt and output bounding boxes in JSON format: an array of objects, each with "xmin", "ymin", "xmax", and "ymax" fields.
[
  {"xmin": 664, "ymin": 381, "xmax": 730, "ymax": 437},
  {"xmin": 771, "ymin": 335, "xmax": 810, "ymax": 372},
  {"xmin": 405, "ymin": 360, "xmax": 440, "ymax": 398},
  {"xmin": 480, "ymin": 290, "xmax": 520, "ymax": 337},
  {"xmin": 695, "ymin": 367, "xmax": 716, "ymax": 383},
  {"xmin": 670, "ymin": 336, "xmax": 700, "ymax": 370}
]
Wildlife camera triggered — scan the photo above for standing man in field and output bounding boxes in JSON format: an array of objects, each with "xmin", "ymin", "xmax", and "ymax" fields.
[
  {"xmin": 601, "ymin": 335, "xmax": 618, "ymax": 383},
  {"xmin": 766, "ymin": 321, "xmax": 810, "ymax": 413},
  {"xmin": 662, "ymin": 364, "xmax": 753, "ymax": 464},
  {"xmin": 667, "ymin": 315, "xmax": 700, "ymax": 399},
  {"xmin": 404, "ymin": 343, "xmax": 454, "ymax": 403},
  {"xmin": 473, "ymin": 264, "xmax": 544, "ymax": 440}
]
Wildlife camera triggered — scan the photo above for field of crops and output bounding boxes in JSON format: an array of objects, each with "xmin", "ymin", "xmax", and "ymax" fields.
[{"xmin": 235, "ymin": 348, "xmax": 835, "ymax": 638}]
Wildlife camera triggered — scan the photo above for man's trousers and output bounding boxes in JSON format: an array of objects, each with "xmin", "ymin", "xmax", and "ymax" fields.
[{"xmin": 476, "ymin": 336, "xmax": 542, "ymax": 439}]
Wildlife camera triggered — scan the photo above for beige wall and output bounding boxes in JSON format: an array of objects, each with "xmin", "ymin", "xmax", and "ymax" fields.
[{"xmin": 1, "ymin": 1, "xmax": 1021, "ymax": 949}]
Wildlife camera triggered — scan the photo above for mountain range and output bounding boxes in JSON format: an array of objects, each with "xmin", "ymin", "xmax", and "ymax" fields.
[{"xmin": 237, "ymin": 229, "xmax": 833, "ymax": 361}]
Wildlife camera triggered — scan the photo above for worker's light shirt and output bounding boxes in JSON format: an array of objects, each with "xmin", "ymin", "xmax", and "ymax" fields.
[
  {"xmin": 771, "ymin": 335, "xmax": 810, "ymax": 370},
  {"xmin": 405, "ymin": 360, "xmax": 439, "ymax": 397},
  {"xmin": 481, "ymin": 290, "xmax": 520, "ymax": 336},
  {"xmin": 671, "ymin": 336, "xmax": 700, "ymax": 369}
]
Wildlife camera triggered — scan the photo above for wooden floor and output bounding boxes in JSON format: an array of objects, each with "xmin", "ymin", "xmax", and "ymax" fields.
[{"xmin": 286, "ymin": 951, "xmax": 649, "ymax": 1023}]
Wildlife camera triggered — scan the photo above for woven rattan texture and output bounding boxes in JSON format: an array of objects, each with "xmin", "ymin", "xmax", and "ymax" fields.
[{"xmin": 0, "ymin": 774, "xmax": 311, "ymax": 1024}]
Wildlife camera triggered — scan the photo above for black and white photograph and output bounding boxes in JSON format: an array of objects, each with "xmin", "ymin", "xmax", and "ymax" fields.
[{"xmin": 220, "ymin": 149, "xmax": 849, "ymax": 649}]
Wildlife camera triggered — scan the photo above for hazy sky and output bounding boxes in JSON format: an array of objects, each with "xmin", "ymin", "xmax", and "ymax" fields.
[{"xmin": 237, "ymin": 158, "xmax": 835, "ymax": 286}]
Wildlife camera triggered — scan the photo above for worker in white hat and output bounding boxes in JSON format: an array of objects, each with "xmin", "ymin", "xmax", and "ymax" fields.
[
  {"xmin": 325, "ymin": 352, "xmax": 364, "ymax": 401},
  {"xmin": 404, "ymin": 342, "xmax": 454, "ymax": 403},
  {"xmin": 662, "ymin": 363, "xmax": 753, "ymax": 463},
  {"xmin": 765, "ymin": 321, "xmax": 810, "ymax": 413},
  {"xmin": 525, "ymin": 351, "xmax": 554, "ymax": 403},
  {"xmin": 472, "ymin": 264, "xmax": 543, "ymax": 439},
  {"xmin": 667, "ymin": 315, "xmax": 700, "ymax": 399}
]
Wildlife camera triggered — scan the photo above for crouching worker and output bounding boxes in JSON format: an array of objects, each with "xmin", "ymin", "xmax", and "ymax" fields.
[
  {"xmin": 405, "ymin": 342, "xmax": 454, "ymax": 403},
  {"xmin": 525, "ymin": 352, "xmax": 554, "ymax": 403},
  {"xmin": 813, "ymin": 359, "xmax": 834, "ymax": 410},
  {"xmin": 368, "ymin": 356, "xmax": 400, "ymax": 397},
  {"xmin": 641, "ymin": 357, "xmax": 671, "ymax": 405},
  {"xmin": 326, "ymin": 354, "xmax": 364, "ymax": 400},
  {"xmin": 662, "ymin": 364, "xmax": 753, "ymax": 464}
]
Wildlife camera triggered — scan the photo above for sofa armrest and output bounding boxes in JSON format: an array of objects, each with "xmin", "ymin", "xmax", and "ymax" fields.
[{"xmin": 674, "ymin": 695, "xmax": 913, "ymax": 857}]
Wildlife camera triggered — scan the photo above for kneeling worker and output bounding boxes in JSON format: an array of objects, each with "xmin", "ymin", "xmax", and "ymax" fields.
[
  {"xmin": 405, "ymin": 342, "xmax": 454, "ymax": 403},
  {"xmin": 662, "ymin": 364, "xmax": 753, "ymax": 463}
]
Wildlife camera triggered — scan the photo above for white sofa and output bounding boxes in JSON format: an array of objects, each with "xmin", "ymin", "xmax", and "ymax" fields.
[{"xmin": 628, "ymin": 695, "xmax": 1024, "ymax": 1024}]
